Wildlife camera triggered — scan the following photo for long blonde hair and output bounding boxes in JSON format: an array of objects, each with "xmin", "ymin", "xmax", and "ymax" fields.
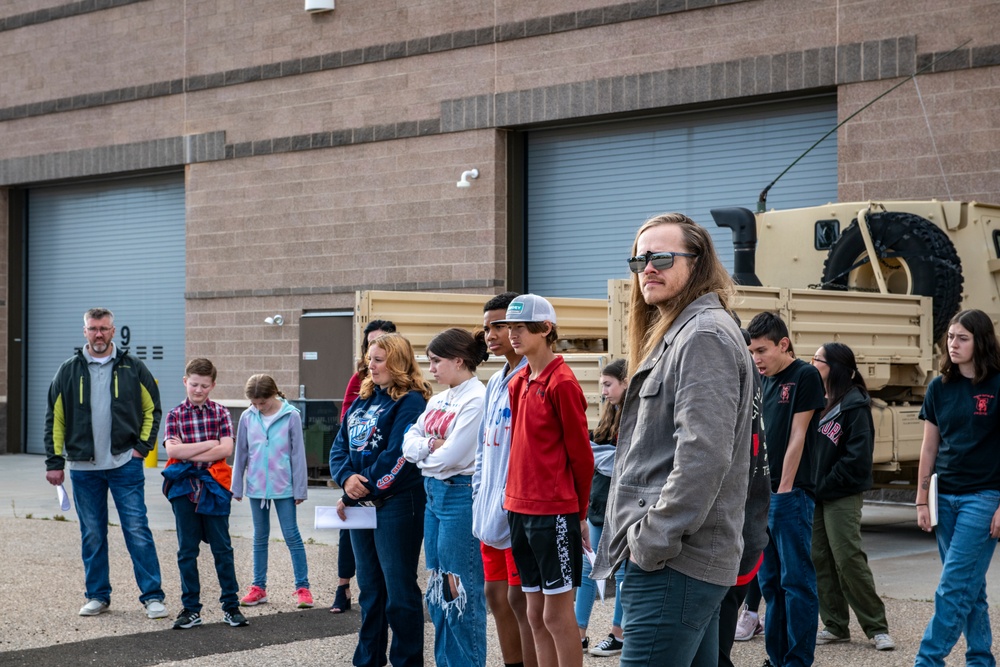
[
  {"xmin": 359, "ymin": 333, "xmax": 433, "ymax": 401},
  {"xmin": 627, "ymin": 213, "xmax": 735, "ymax": 373}
]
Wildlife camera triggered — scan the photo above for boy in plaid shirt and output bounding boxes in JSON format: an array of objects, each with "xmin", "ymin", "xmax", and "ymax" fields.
[{"xmin": 161, "ymin": 358, "xmax": 247, "ymax": 629}]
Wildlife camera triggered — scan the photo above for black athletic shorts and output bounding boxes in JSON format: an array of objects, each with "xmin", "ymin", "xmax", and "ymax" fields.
[{"xmin": 507, "ymin": 511, "xmax": 582, "ymax": 595}]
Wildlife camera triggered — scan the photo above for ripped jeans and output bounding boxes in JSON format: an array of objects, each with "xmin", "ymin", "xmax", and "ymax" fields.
[{"xmin": 423, "ymin": 475, "xmax": 486, "ymax": 667}]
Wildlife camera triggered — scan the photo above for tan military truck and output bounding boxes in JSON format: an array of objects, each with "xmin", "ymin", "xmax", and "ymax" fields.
[
  {"xmin": 355, "ymin": 200, "xmax": 1000, "ymax": 485},
  {"xmin": 353, "ymin": 289, "xmax": 611, "ymax": 425},
  {"xmin": 704, "ymin": 200, "xmax": 1000, "ymax": 485}
]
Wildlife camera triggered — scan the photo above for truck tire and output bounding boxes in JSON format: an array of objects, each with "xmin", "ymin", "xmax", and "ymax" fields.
[{"xmin": 820, "ymin": 211, "xmax": 963, "ymax": 341}]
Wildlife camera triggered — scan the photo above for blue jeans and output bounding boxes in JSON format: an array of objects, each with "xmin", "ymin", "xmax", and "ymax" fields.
[
  {"xmin": 758, "ymin": 488, "xmax": 817, "ymax": 667},
  {"xmin": 576, "ymin": 520, "xmax": 625, "ymax": 630},
  {"xmin": 423, "ymin": 476, "xmax": 486, "ymax": 667},
  {"xmin": 351, "ymin": 487, "xmax": 426, "ymax": 667},
  {"xmin": 619, "ymin": 561, "xmax": 727, "ymax": 667},
  {"xmin": 171, "ymin": 495, "xmax": 239, "ymax": 612},
  {"xmin": 69, "ymin": 457, "xmax": 163, "ymax": 605},
  {"xmin": 915, "ymin": 490, "xmax": 1000, "ymax": 667},
  {"xmin": 249, "ymin": 497, "xmax": 310, "ymax": 590}
]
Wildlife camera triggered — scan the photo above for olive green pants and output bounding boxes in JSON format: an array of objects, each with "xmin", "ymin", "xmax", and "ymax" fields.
[{"xmin": 812, "ymin": 493, "xmax": 888, "ymax": 638}]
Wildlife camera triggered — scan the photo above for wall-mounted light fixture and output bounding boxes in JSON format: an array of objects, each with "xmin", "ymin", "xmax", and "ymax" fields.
[
  {"xmin": 305, "ymin": 0, "xmax": 334, "ymax": 13},
  {"xmin": 457, "ymin": 168, "xmax": 479, "ymax": 188},
  {"xmin": 264, "ymin": 314, "xmax": 285, "ymax": 326}
]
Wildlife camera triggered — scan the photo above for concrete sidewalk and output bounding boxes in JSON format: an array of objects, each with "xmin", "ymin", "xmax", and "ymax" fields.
[{"xmin": 1, "ymin": 453, "xmax": 344, "ymax": 544}]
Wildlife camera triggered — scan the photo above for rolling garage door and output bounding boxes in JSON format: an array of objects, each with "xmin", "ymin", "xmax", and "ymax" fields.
[
  {"xmin": 25, "ymin": 173, "xmax": 186, "ymax": 454},
  {"xmin": 526, "ymin": 97, "xmax": 839, "ymax": 297}
]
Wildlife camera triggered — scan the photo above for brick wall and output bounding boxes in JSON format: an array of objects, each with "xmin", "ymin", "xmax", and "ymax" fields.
[
  {"xmin": 1, "ymin": 0, "xmax": 999, "ymax": 409},
  {"xmin": 838, "ymin": 67, "xmax": 1000, "ymax": 201},
  {"xmin": 185, "ymin": 129, "xmax": 504, "ymax": 398}
]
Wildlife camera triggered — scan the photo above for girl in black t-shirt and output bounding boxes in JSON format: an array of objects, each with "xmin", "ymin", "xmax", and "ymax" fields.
[{"xmin": 914, "ymin": 309, "xmax": 1000, "ymax": 666}]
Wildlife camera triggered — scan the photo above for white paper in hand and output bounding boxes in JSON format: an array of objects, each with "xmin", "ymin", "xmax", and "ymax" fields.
[
  {"xmin": 583, "ymin": 546, "xmax": 605, "ymax": 601},
  {"xmin": 57, "ymin": 484, "xmax": 71, "ymax": 512},
  {"xmin": 314, "ymin": 505, "xmax": 377, "ymax": 530},
  {"xmin": 928, "ymin": 473, "xmax": 938, "ymax": 527}
]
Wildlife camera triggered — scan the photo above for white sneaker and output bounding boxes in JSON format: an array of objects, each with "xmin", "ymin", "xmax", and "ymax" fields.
[
  {"xmin": 873, "ymin": 633, "xmax": 896, "ymax": 651},
  {"xmin": 734, "ymin": 604, "xmax": 762, "ymax": 641},
  {"xmin": 816, "ymin": 629, "xmax": 850, "ymax": 644},
  {"xmin": 79, "ymin": 599, "xmax": 109, "ymax": 616},
  {"xmin": 144, "ymin": 599, "xmax": 168, "ymax": 619}
]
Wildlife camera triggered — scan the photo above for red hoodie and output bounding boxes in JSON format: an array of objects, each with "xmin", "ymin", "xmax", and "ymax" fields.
[{"xmin": 504, "ymin": 356, "xmax": 594, "ymax": 519}]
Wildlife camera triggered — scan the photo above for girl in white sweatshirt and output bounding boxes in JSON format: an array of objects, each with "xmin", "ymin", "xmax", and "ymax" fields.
[{"xmin": 402, "ymin": 327, "xmax": 489, "ymax": 667}]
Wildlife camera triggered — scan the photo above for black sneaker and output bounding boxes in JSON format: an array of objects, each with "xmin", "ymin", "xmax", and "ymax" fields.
[
  {"xmin": 581, "ymin": 636, "xmax": 589, "ymax": 651},
  {"xmin": 173, "ymin": 609, "xmax": 202, "ymax": 630},
  {"xmin": 590, "ymin": 633, "xmax": 624, "ymax": 656},
  {"xmin": 224, "ymin": 609, "xmax": 249, "ymax": 627}
]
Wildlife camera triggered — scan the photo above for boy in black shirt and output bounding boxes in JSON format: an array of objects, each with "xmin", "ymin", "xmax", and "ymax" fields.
[{"xmin": 748, "ymin": 312, "xmax": 825, "ymax": 667}]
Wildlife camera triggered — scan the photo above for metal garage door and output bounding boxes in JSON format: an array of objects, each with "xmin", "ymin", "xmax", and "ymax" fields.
[
  {"xmin": 25, "ymin": 173, "xmax": 186, "ymax": 454},
  {"xmin": 526, "ymin": 97, "xmax": 839, "ymax": 297}
]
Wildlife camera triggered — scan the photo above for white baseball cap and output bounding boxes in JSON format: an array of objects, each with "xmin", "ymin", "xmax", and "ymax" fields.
[{"xmin": 497, "ymin": 294, "xmax": 557, "ymax": 324}]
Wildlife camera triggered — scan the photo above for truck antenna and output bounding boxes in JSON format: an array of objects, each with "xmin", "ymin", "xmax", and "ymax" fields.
[{"xmin": 756, "ymin": 39, "xmax": 972, "ymax": 213}]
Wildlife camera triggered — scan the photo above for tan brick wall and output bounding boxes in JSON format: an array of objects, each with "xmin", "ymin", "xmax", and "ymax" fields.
[
  {"xmin": 2, "ymin": 0, "xmax": 1000, "ymax": 403},
  {"xmin": 182, "ymin": 48, "xmax": 494, "ymax": 144},
  {"xmin": 838, "ymin": 66, "xmax": 1000, "ymax": 201},
  {"xmin": 0, "ymin": 96, "xmax": 186, "ymax": 161},
  {"xmin": 2, "ymin": 1, "xmax": 72, "ymax": 17},
  {"xmin": 185, "ymin": 129, "xmax": 504, "ymax": 400},
  {"xmin": 0, "ymin": 0, "xmax": 184, "ymax": 105},
  {"xmin": 835, "ymin": 0, "xmax": 999, "ymax": 52}
]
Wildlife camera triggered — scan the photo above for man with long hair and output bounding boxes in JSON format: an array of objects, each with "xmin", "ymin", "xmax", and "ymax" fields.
[{"xmin": 593, "ymin": 213, "xmax": 754, "ymax": 667}]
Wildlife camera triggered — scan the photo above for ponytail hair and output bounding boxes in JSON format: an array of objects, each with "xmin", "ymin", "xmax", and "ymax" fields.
[
  {"xmin": 245, "ymin": 374, "xmax": 286, "ymax": 400},
  {"xmin": 818, "ymin": 343, "xmax": 867, "ymax": 417},
  {"xmin": 426, "ymin": 328, "xmax": 490, "ymax": 372}
]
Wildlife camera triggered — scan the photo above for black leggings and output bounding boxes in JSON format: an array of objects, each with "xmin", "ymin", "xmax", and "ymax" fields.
[{"xmin": 338, "ymin": 528, "xmax": 356, "ymax": 579}]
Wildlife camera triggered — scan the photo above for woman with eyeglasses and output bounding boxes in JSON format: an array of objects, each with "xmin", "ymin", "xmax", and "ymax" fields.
[
  {"xmin": 809, "ymin": 343, "xmax": 895, "ymax": 652},
  {"xmin": 914, "ymin": 309, "xmax": 1000, "ymax": 667},
  {"xmin": 329, "ymin": 332, "xmax": 433, "ymax": 667}
]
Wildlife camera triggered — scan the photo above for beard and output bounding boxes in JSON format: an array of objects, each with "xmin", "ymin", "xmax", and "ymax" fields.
[{"xmin": 89, "ymin": 340, "xmax": 110, "ymax": 355}]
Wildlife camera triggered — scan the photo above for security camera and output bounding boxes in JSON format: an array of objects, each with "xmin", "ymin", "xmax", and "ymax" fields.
[{"xmin": 457, "ymin": 168, "xmax": 479, "ymax": 188}]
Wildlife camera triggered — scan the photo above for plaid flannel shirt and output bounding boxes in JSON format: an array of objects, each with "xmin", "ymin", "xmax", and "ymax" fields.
[{"xmin": 164, "ymin": 399, "xmax": 234, "ymax": 500}]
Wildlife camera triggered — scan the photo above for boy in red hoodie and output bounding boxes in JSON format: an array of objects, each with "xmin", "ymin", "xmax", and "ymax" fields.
[{"xmin": 500, "ymin": 294, "xmax": 594, "ymax": 667}]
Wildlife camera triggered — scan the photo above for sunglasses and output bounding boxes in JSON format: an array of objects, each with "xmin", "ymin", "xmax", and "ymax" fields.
[{"xmin": 627, "ymin": 251, "xmax": 698, "ymax": 273}]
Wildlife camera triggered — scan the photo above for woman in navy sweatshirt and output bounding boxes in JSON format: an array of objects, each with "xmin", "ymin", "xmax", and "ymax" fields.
[{"xmin": 329, "ymin": 332, "xmax": 433, "ymax": 667}]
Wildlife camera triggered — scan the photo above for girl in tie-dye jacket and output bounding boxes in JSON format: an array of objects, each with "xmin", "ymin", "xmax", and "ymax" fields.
[{"xmin": 232, "ymin": 374, "xmax": 312, "ymax": 609}]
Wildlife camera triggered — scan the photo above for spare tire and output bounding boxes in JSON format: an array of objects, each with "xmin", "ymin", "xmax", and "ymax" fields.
[{"xmin": 820, "ymin": 211, "xmax": 963, "ymax": 341}]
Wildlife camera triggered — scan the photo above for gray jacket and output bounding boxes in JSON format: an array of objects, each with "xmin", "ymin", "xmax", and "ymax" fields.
[{"xmin": 592, "ymin": 293, "xmax": 754, "ymax": 587}]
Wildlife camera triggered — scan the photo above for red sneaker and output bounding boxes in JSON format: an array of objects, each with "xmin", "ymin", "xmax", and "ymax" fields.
[
  {"xmin": 295, "ymin": 587, "xmax": 314, "ymax": 609},
  {"xmin": 240, "ymin": 585, "xmax": 268, "ymax": 607}
]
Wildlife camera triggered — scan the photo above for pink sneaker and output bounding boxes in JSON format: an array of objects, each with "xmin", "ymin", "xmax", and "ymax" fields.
[
  {"xmin": 240, "ymin": 585, "xmax": 268, "ymax": 607},
  {"xmin": 295, "ymin": 587, "xmax": 314, "ymax": 609}
]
